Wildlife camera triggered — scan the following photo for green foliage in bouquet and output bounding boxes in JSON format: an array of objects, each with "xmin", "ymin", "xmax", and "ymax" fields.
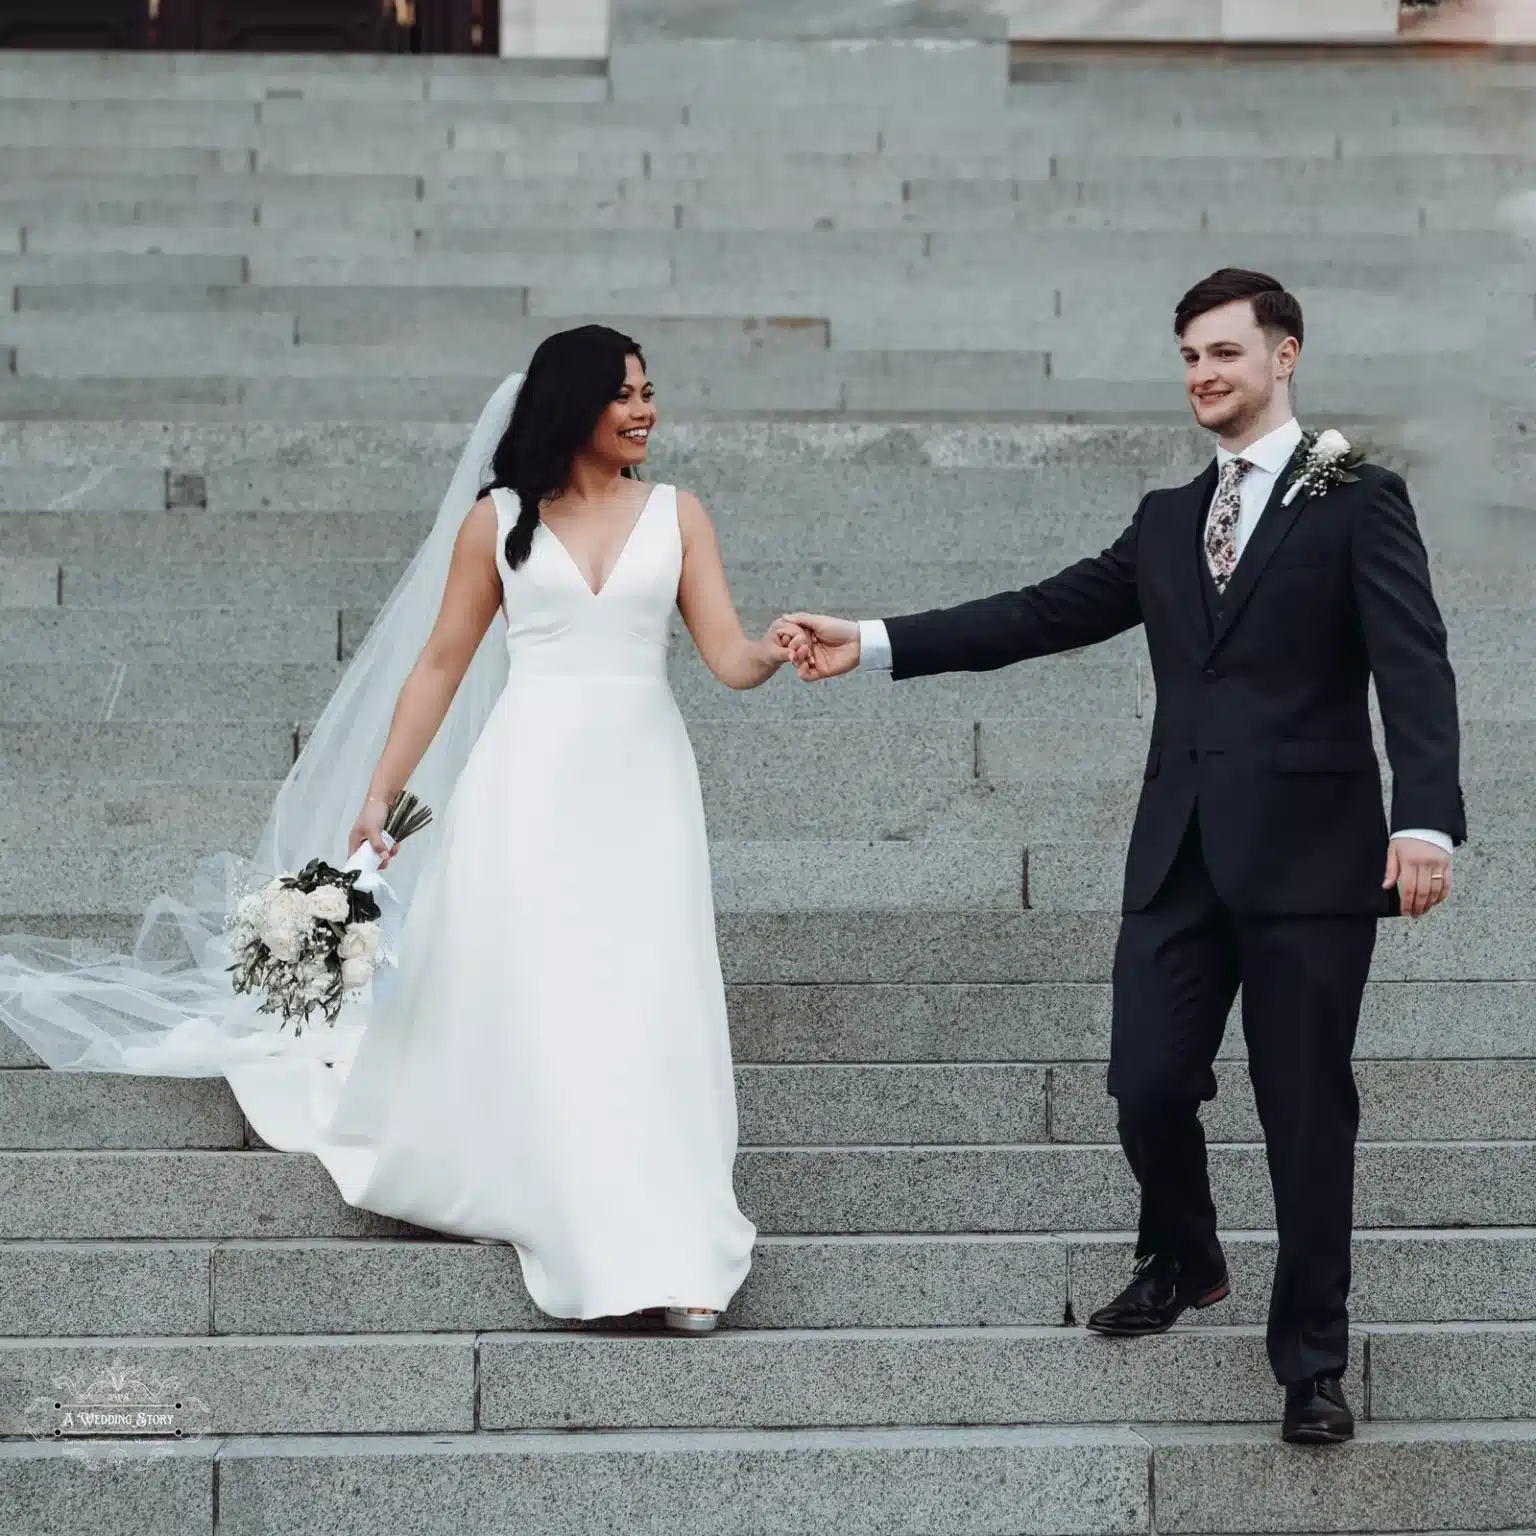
[{"xmin": 226, "ymin": 791, "xmax": 433, "ymax": 1034}]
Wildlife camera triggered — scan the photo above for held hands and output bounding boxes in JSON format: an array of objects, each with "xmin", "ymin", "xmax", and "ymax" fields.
[
  {"xmin": 347, "ymin": 794, "xmax": 398, "ymax": 869},
  {"xmin": 1384, "ymin": 836, "xmax": 1453, "ymax": 919},
  {"xmin": 753, "ymin": 617, "xmax": 812, "ymax": 674},
  {"xmin": 778, "ymin": 613, "xmax": 861, "ymax": 681}
]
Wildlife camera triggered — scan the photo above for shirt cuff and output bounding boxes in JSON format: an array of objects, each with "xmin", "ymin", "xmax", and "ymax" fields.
[
  {"xmin": 857, "ymin": 618, "xmax": 892, "ymax": 672},
  {"xmin": 1391, "ymin": 828, "xmax": 1454, "ymax": 856}
]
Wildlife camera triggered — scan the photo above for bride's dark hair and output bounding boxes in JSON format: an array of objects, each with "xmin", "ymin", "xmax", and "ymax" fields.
[{"xmin": 481, "ymin": 324, "xmax": 647, "ymax": 572}]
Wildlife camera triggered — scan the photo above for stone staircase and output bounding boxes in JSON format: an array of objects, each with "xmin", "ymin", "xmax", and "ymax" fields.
[{"xmin": 1, "ymin": 37, "xmax": 1535, "ymax": 1536}]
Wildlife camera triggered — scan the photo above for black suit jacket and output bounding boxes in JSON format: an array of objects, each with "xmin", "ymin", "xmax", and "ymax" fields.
[{"xmin": 884, "ymin": 453, "xmax": 1466, "ymax": 915}]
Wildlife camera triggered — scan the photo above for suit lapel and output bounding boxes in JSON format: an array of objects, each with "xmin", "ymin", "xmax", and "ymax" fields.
[
  {"xmin": 1204, "ymin": 443, "xmax": 1309, "ymax": 659},
  {"xmin": 1171, "ymin": 459, "xmax": 1219, "ymax": 658}
]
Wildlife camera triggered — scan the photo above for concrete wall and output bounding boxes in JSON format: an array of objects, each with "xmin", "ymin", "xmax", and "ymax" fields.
[
  {"xmin": 1400, "ymin": 0, "xmax": 1536, "ymax": 41},
  {"xmin": 1000, "ymin": 0, "xmax": 1402, "ymax": 40},
  {"xmin": 530, "ymin": 0, "xmax": 1530, "ymax": 52},
  {"xmin": 499, "ymin": 0, "xmax": 609, "ymax": 57},
  {"xmin": 609, "ymin": 1, "xmax": 1006, "ymax": 41}
]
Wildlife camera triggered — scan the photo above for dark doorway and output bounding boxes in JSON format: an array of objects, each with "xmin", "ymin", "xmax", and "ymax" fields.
[
  {"xmin": 0, "ymin": 1, "xmax": 499, "ymax": 52},
  {"xmin": 0, "ymin": 1, "xmax": 154, "ymax": 48}
]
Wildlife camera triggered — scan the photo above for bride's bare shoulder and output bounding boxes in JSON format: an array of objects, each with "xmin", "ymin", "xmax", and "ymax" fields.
[
  {"xmin": 454, "ymin": 494, "xmax": 500, "ymax": 556},
  {"xmin": 672, "ymin": 486, "xmax": 709, "ymax": 526}
]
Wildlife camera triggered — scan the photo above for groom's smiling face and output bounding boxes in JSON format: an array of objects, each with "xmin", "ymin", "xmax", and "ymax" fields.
[{"xmin": 1179, "ymin": 298, "xmax": 1298, "ymax": 438}]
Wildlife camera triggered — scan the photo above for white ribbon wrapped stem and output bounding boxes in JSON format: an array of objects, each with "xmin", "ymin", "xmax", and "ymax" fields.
[{"xmin": 344, "ymin": 832, "xmax": 398, "ymax": 899}]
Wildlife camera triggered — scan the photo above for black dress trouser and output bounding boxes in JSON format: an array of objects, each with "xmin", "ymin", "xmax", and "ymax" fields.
[{"xmin": 1107, "ymin": 809, "xmax": 1378, "ymax": 1385}]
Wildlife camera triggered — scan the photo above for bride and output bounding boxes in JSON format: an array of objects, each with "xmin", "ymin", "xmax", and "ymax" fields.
[{"xmin": 0, "ymin": 324, "xmax": 804, "ymax": 1332}]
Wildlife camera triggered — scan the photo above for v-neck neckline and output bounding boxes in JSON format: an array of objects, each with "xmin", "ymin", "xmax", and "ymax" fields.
[{"xmin": 538, "ymin": 483, "xmax": 658, "ymax": 600}]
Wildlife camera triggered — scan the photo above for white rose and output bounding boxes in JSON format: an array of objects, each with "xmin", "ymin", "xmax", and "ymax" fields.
[
  {"xmin": 337, "ymin": 921, "xmax": 382, "ymax": 961},
  {"xmin": 1313, "ymin": 429, "xmax": 1350, "ymax": 461},
  {"xmin": 340, "ymin": 957, "xmax": 374, "ymax": 991},
  {"xmin": 305, "ymin": 885, "xmax": 351, "ymax": 923},
  {"xmin": 258, "ymin": 889, "xmax": 312, "ymax": 963}
]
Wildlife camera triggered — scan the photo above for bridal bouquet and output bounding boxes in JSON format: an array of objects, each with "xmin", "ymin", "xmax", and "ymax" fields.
[{"xmin": 225, "ymin": 792, "xmax": 433, "ymax": 1035}]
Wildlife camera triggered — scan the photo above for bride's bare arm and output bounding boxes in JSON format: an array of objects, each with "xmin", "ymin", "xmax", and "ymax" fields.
[
  {"xmin": 350, "ymin": 497, "xmax": 502, "ymax": 857},
  {"xmin": 675, "ymin": 489, "xmax": 799, "ymax": 691}
]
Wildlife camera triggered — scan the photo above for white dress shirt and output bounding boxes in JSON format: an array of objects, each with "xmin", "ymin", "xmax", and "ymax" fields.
[{"xmin": 856, "ymin": 415, "xmax": 1451, "ymax": 854}]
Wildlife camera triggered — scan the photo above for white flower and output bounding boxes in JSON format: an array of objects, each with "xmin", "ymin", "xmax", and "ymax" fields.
[
  {"xmin": 340, "ymin": 957, "xmax": 374, "ymax": 991},
  {"xmin": 258, "ymin": 889, "xmax": 314, "ymax": 963},
  {"xmin": 1313, "ymin": 429, "xmax": 1350, "ymax": 461},
  {"xmin": 337, "ymin": 921, "xmax": 381, "ymax": 961},
  {"xmin": 305, "ymin": 885, "xmax": 351, "ymax": 923}
]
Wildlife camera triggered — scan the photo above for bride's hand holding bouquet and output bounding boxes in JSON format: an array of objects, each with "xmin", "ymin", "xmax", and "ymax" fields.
[
  {"xmin": 349, "ymin": 790, "xmax": 404, "ymax": 872},
  {"xmin": 227, "ymin": 791, "xmax": 434, "ymax": 1035}
]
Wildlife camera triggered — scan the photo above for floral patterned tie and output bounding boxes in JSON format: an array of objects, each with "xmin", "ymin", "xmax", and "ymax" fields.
[{"xmin": 1205, "ymin": 456, "xmax": 1253, "ymax": 593}]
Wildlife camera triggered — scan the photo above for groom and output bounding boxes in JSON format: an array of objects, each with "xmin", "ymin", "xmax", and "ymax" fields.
[{"xmin": 785, "ymin": 268, "xmax": 1464, "ymax": 1445}]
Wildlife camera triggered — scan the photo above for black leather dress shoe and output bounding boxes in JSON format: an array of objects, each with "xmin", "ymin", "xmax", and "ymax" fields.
[
  {"xmin": 1084, "ymin": 1253, "xmax": 1231, "ymax": 1337},
  {"xmin": 1282, "ymin": 1375, "xmax": 1354, "ymax": 1445}
]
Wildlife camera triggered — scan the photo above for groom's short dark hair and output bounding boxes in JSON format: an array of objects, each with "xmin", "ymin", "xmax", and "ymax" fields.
[{"xmin": 1175, "ymin": 268, "xmax": 1304, "ymax": 347}]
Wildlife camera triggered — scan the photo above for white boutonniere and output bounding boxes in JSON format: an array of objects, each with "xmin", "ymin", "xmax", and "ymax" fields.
[{"xmin": 1281, "ymin": 428, "xmax": 1366, "ymax": 506}]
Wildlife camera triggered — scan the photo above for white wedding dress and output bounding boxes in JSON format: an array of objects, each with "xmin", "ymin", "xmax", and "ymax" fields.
[
  {"xmin": 229, "ymin": 482, "xmax": 756, "ymax": 1317},
  {"xmin": 175, "ymin": 482, "xmax": 757, "ymax": 1319}
]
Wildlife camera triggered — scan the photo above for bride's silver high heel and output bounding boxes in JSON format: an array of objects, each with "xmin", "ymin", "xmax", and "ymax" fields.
[{"xmin": 664, "ymin": 1307, "xmax": 720, "ymax": 1333}]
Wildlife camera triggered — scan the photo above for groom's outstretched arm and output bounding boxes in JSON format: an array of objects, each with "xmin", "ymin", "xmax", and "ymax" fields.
[{"xmin": 877, "ymin": 498, "xmax": 1149, "ymax": 680}]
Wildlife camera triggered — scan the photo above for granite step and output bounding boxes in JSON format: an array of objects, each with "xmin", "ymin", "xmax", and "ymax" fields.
[
  {"xmin": 0, "ymin": 1324, "xmax": 1404, "ymax": 1434},
  {"xmin": 0, "ymin": 50, "xmax": 610, "ymax": 104},
  {"xmin": 1, "ymin": 1141, "xmax": 1533, "ymax": 1239},
  {"xmin": 0, "ymin": 1321, "xmax": 1533, "ymax": 1432},
  {"xmin": 0, "ymin": 1423, "xmax": 1144, "ymax": 1536},
  {"xmin": 0, "ymin": 366, "xmax": 1511, "ymax": 419},
  {"xmin": 3, "ymin": 822, "xmax": 1531, "ymax": 916},
  {"xmin": 8, "ymin": 1419, "xmax": 1536, "ymax": 1536},
  {"xmin": 3, "ymin": 657, "xmax": 1531, "ymax": 727},
  {"xmin": 704, "ymin": 909, "xmax": 1536, "ymax": 985},
  {"xmin": 0, "ymin": 459, "xmax": 1150, "ymax": 516},
  {"xmin": 7, "ymin": 1420, "xmax": 1536, "ymax": 1536},
  {"xmin": 3, "ymin": 979, "xmax": 1524, "ymax": 1073},
  {"xmin": 731, "ymin": 980, "xmax": 1536, "ymax": 1065},
  {"xmin": 5, "ymin": 197, "xmax": 1506, "ymax": 240},
  {"xmin": 0, "ymin": 417, "xmax": 1446, "ymax": 474},
  {"xmin": 0, "ymin": 903, "xmax": 1526, "ymax": 984},
  {"xmin": 0, "ymin": 715, "xmax": 1528, "ymax": 785},
  {"xmin": 5, "ymin": 1056, "xmax": 1534, "ymax": 1151},
  {"xmin": 1, "ymin": 600, "xmax": 1526, "ymax": 668},
  {"xmin": 6, "ymin": 549, "xmax": 1529, "ymax": 618},
  {"xmin": 3, "ymin": 1228, "xmax": 1535, "ymax": 1336},
  {"xmin": 0, "ymin": 358, "xmax": 1524, "ymax": 425}
]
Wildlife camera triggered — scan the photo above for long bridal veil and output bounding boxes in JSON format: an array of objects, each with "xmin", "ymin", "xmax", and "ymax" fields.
[{"xmin": 0, "ymin": 372, "xmax": 525, "ymax": 1076}]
